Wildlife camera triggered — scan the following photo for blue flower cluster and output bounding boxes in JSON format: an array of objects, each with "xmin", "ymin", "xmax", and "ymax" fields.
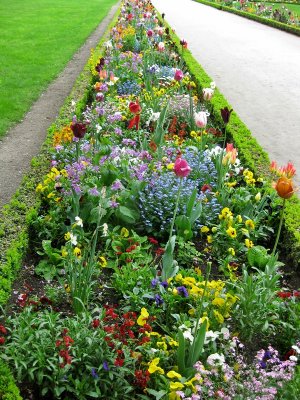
[
  {"xmin": 117, "ymin": 80, "xmax": 141, "ymax": 96},
  {"xmin": 138, "ymin": 149, "xmax": 221, "ymax": 237},
  {"xmin": 148, "ymin": 64, "xmax": 175, "ymax": 80}
]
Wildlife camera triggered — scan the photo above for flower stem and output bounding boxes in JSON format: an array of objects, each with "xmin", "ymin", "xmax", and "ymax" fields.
[
  {"xmin": 169, "ymin": 178, "xmax": 183, "ymax": 241},
  {"xmin": 272, "ymin": 198, "xmax": 286, "ymax": 255}
]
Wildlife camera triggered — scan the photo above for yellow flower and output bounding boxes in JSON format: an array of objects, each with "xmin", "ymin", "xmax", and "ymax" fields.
[
  {"xmin": 226, "ymin": 226, "xmax": 237, "ymax": 238},
  {"xmin": 212, "ymin": 297, "xmax": 225, "ymax": 307},
  {"xmin": 157, "ymin": 341, "xmax": 168, "ymax": 351},
  {"xmin": 245, "ymin": 238, "xmax": 254, "ymax": 248},
  {"xmin": 213, "ymin": 310, "xmax": 224, "ymax": 324},
  {"xmin": 167, "ymin": 163, "xmax": 175, "ymax": 170},
  {"xmin": 255, "ymin": 192, "xmax": 261, "ymax": 201},
  {"xmin": 236, "ymin": 215, "xmax": 242, "ymax": 224},
  {"xmin": 207, "ymin": 235, "xmax": 213, "ymax": 243},
  {"xmin": 137, "ymin": 308, "xmax": 149, "ymax": 326},
  {"xmin": 172, "ymin": 288, "xmax": 178, "ymax": 295},
  {"xmin": 168, "ymin": 339, "xmax": 179, "ymax": 347},
  {"xmin": 64, "ymin": 284, "xmax": 71, "ymax": 293},
  {"xmin": 167, "ymin": 371, "xmax": 182, "ymax": 379},
  {"xmin": 148, "ymin": 358, "xmax": 164, "ymax": 374},
  {"xmin": 99, "ymin": 256, "xmax": 107, "ymax": 267},
  {"xmin": 36, "ymin": 183, "xmax": 44, "ymax": 193},
  {"xmin": 73, "ymin": 247, "xmax": 81, "ymax": 257},
  {"xmin": 175, "ymin": 273, "xmax": 183, "ymax": 282},
  {"xmin": 170, "ymin": 382, "xmax": 184, "ymax": 391},
  {"xmin": 212, "ymin": 226, "xmax": 218, "ymax": 233},
  {"xmin": 241, "ymin": 228, "xmax": 249, "ymax": 236},
  {"xmin": 219, "ymin": 207, "xmax": 232, "ymax": 220},
  {"xmin": 201, "ymin": 226, "xmax": 210, "ymax": 233},
  {"xmin": 228, "ymin": 247, "xmax": 235, "ymax": 256},
  {"xmin": 185, "ymin": 376, "xmax": 198, "ymax": 390},
  {"xmin": 245, "ymin": 219, "xmax": 255, "ymax": 230},
  {"xmin": 199, "ymin": 316, "xmax": 210, "ymax": 331},
  {"xmin": 120, "ymin": 227, "xmax": 129, "ymax": 237},
  {"xmin": 64, "ymin": 232, "xmax": 71, "ymax": 241},
  {"xmin": 61, "ymin": 248, "xmax": 68, "ymax": 258}
]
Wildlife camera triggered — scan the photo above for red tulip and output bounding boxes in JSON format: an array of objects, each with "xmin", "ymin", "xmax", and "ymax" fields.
[
  {"xmin": 71, "ymin": 122, "xmax": 87, "ymax": 139},
  {"xmin": 220, "ymin": 107, "xmax": 233, "ymax": 124}
]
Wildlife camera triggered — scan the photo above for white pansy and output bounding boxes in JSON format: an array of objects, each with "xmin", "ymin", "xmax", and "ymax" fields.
[
  {"xmin": 74, "ymin": 216, "xmax": 83, "ymax": 227},
  {"xmin": 70, "ymin": 233, "xmax": 77, "ymax": 246}
]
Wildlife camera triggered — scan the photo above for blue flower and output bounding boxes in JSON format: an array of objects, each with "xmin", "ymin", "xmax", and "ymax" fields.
[
  {"xmin": 91, "ymin": 368, "xmax": 99, "ymax": 379},
  {"xmin": 177, "ymin": 286, "xmax": 189, "ymax": 298}
]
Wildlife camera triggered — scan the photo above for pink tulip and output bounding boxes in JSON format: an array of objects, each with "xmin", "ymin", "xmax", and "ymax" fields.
[
  {"xmin": 194, "ymin": 111, "xmax": 207, "ymax": 128},
  {"xmin": 174, "ymin": 158, "xmax": 191, "ymax": 178},
  {"xmin": 157, "ymin": 42, "xmax": 165, "ymax": 52},
  {"xmin": 147, "ymin": 29, "xmax": 154, "ymax": 37},
  {"xmin": 174, "ymin": 69, "xmax": 184, "ymax": 81}
]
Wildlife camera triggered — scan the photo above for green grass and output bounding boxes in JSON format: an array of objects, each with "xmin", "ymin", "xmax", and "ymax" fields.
[{"xmin": 0, "ymin": 0, "xmax": 117, "ymax": 139}]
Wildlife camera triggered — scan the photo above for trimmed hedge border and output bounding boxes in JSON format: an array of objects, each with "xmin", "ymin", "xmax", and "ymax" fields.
[
  {"xmin": 194, "ymin": 0, "xmax": 300, "ymax": 36},
  {"xmin": 159, "ymin": 12, "xmax": 300, "ymax": 267},
  {"xmin": 0, "ymin": 6, "xmax": 120, "ymax": 398}
]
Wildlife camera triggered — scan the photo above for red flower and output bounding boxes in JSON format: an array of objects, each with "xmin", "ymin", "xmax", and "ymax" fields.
[
  {"xmin": 0, "ymin": 325, "xmax": 7, "ymax": 335},
  {"xmin": 55, "ymin": 340, "xmax": 62, "ymax": 347},
  {"xmin": 71, "ymin": 122, "xmax": 87, "ymax": 139},
  {"xmin": 0, "ymin": 337, "xmax": 5, "ymax": 345},
  {"xmin": 92, "ymin": 319, "xmax": 100, "ymax": 328},
  {"xmin": 114, "ymin": 358, "xmax": 124, "ymax": 367},
  {"xmin": 128, "ymin": 101, "xmax": 142, "ymax": 130},
  {"xmin": 277, "ymin": 291, "xmax": 292, "ymax": 298},
  {"xmin": 201, "ymin": 184, "xmax": 212, "ymax": 192},
  {"xmin": 63, "ymin": 335, "xmax": 74, "ymax": 347},
  {"xmin": 174, "ymin": 157, "xmax": 191, "ymax": 178},
  {"xmin": 148, "ymin": 237, "xmax": 159, "ymax": 245},
  {"xmin": 220, "ymin": 107, "xmax": 233, "ymax": 125},
  {"xmin": 134, "ymin": 369, "xmax": 150, "ymax": 389}
]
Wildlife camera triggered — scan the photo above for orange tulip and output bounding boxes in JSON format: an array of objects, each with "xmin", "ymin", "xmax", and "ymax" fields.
[{"xmin": 274, "ymin": 176, "xmax": 294, "ymax": 199}]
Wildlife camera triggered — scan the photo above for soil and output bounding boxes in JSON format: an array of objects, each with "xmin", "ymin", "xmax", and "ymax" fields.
[{"xmin": 0, "ymin": 3, "xmax": 119, "ymax": 209}]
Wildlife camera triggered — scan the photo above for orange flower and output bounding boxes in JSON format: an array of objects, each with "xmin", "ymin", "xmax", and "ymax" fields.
[{"xmin": 274, "ymin": 176, "xmax": 294, "ymax": 199}]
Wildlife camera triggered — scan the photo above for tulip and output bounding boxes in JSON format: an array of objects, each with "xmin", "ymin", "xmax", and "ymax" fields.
[
  {"xmin": 174, "ymin": 158, "xmax": 191, "ymax": 178},
  {"xmin": 194, "ymin": 111, "xmax": 207, "ymax": 128},
  {"xmin": 128, "ymin": 101, "xmax": 142, "ymax": 130},
  {"xmin": 174, "ymin": 69, "xmax": 184, "ymax": 81},
  {"xmin": 274, "ymin": 176, "xmax": 294, "ymax": 199},
  {"xmin": 157, "ymin": 42, "xmax": 165, "ymax": 52},
  {"xmin": 180, "ymin": 39, "xmax": 188, "ymax": 48},
  {"xmin": 220, "ymin": 107, "xmax": 233, "ymax": 125},
  {"xmin": 147, "ymin": 29, "xmax": 154, "ymax": 37},
  {"xmin": 202, "ymin": 88, "xmax": 214, "ymax": 101},
  {"xmin": 71, "ymin": 122, "xmax": 87, "ymax": 139}
]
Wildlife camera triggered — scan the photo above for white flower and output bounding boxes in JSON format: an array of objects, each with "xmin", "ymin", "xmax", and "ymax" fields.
[
  {"xmin": 96, "ymin": 124, "xmax": 102, "ymax": 133},
  {"xmin": 74, "ymin": 216, "xmax": 83, "ymax": 227},
  {"xmin": 220, "ymin": 327, "xmax": 230, "ymax": 339},
  {"xmin": 289, "ymin": 355, "xmax": 298, "ymax": 362},
  {"xmin": 205, "ymin": 330, "xmax": 220, "ymax": 344},
  {"xmin": 210, "ymin": 81, "xmax": 216, "ymax": 90},
  {"xmin": 105, "ymin": 40, "xmax": 113, "ymax": 50},
  {"xmin": 292, "ymin": 345, "xmax": 300, "ymax": 354},
  {"xmin": 70, "ymin": 233, "xmax": 77, "ymax": 246},
  {"xmin": 102, "ymin": 223, "xmax": 109, "ymax": 237},
  {"xmin": 207, "ymin": 353, "xmax": 225, "ymax": 366}
]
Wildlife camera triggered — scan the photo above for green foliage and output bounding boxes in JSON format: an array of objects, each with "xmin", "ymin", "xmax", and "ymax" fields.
[
  {"xmin": 0, "ymin": 359, "xmax": 21, "ymax": 400},
  {"xmin": 277, "ymin": 367, "xmax": 300, "ymax": 399}
]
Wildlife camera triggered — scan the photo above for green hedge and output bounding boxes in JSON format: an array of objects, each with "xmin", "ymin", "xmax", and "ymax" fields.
[
  {"xmin": 160, "ymin": 12, "xmax": 300, "ymax": 268},
  {"xmin": 0, "ymin": 6, "xmax": 120, "ymax": 398},
  {"xmin": 195, "ymin": 0, "xmax": 300, "ymax": 36}
]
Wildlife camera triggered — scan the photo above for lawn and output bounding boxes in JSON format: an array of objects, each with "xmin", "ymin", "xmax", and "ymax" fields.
[{"xmin": 0, "ymin": 0, "xmax": 117, "ymax": 139}]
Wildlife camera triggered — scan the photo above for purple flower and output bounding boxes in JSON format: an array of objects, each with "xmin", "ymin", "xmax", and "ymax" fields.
[
  {"xmin": 111, "ymin": 180, "xmax": 122, "ymax": 190},
  {"xmin": 177, "ymin": 286, "xmax": 189, "ymax": 297},
  {"xmin": 89, "ymin": 187, "xmax": 100, "ymax": 196},
  {"xmin": 160, "ymin": 281, "xmax": 168, "ymax": 289},
  {"xmin": 154, "ymin": 294, "xmax": 164, "ymax": 306},
  {"xmin": 91, "ymin": 368, "xmax": 99, "ymax": 379},
  {"xmin": 110, "ymin": 200, "xmax": 119, "ymax": 208},
  {"xmin": 114, "ymin": 127, "xmax": 122, "ymax": 136},
  {"xmin": 151, "ymin": 278, "xmax": 159, "ymax": 288},
  {"xmin": 103, "ymin": 361, "xmax": 109, "ymax": 371}
]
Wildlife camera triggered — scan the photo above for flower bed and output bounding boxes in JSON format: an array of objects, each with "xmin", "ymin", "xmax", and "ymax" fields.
[
  {"xmin": 1, "ymin": 0, "xmax": 300, "ymax": 399},
  {"xmin": 195, "ymin": 0, "xmax": 300, "ymax": 36}
]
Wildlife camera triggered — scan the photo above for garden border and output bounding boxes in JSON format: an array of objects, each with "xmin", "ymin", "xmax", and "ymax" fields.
[
  {"xmin": 0, "ymin": 2, "xmax": 299, "ymax": 397},
  {"xmin": 159, "ymin": 12, "xmax": 300, "ymax": 267},
  {"xmin": 0, "ymin": 6, "xmax": 120, "ymax": 398},
  {"xmin": 194, "ymin": 0, "xmax": 300, "ymax": 36}
]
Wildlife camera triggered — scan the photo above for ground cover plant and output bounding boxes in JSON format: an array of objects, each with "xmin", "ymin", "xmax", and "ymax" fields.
[
  {"xmin": 1, "ymin": 0, "xmax": 300, "ymax": 398},
  {"xmin": 0, "ymin": 0, "xmax": 117, "ymax": 139}
]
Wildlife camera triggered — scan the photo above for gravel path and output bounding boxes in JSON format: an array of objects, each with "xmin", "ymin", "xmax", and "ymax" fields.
[
  {"xmin": 0, "ymin": 3, "xmax": 119, "ymax": 208},
  {"xmin": 153, "ymin": 0, "xmax": 300, "ymax": 187}
]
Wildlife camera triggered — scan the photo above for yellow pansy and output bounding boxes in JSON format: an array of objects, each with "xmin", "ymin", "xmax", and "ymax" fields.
[
  {"xmin": 73, "ymin": 247, "xmax": 81, "ymax": 257},
  {"xmin": 212, "ymin": 297, "xmax": 225, "ymax": 307},
  {"xmin": 148, "ymin": 358, "xmax": 164, "ymax": 374},
  {"xmin": 170, "ymin": 382, "xmax": 184, "ymax": 391},
  {"xmin": 207, "ymin": 235, "xmax": 213, "ymax": 243},
  {"xmin": 245, "ymin": 219, "xmax": 255, "ymax": 230},
  {"xmin": 137, "ymin": 308, "xmax": 149, "ymax": 326},
  {"xmin": 99, "ymin": 256, "xmax": 107, "ymax": 267},
  {"xmin": 245, "ymin": 238, "xmax": 254, "ymax": 248},
  {"xmin": 201, "ymin": 226, "xmax": 210, "ymax": 233},
  {"xmin": 64, "ymin": 232, "xmax": 71, "ymax": 241},
  {"xmin": 120, "ymin": 227, "xmax": 129, "ymax": 237},
  {"xmin": 226, "ymin": 226, "xmax": 237, "ymax": 238},
  {"xmin": 167, "ymin": 371, "xmax": 182, "ymax": 379},
  {"xmin": 236, "ymin": 215, "xmax": 243, "ymax": 223},
  {"xmin": 228, "ymin": 247, "xmax": 235, "ymax": 256}
]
